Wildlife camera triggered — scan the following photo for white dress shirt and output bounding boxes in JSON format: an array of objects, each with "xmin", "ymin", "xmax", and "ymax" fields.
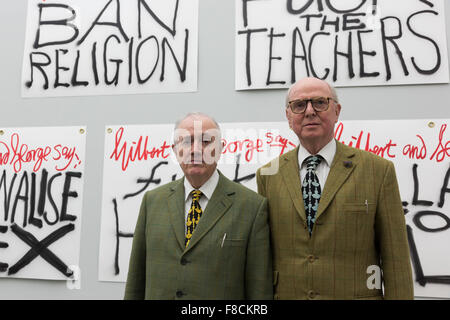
[
  {"xmin": 298, "ymin": 139, "xmax": 337, "ymax": 187},
  {"xmin": 183, "ymin": 170, "xmax": 220, "ymax": 232}
]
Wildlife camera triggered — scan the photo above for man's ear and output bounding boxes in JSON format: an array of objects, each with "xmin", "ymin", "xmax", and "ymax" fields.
[
  {"xmin": 216, "ymin": 137, "xmax": 224, "ymax": 155},
  {"xmin": 286, "ymin": 108, "xmax": 293, "ymax": 129},
  {"xmin": 172, "ymin": 143, "xmax": 180, "ymax": 160},
  {"xmin": 335, "ymin": 103, "xmax": 342, "ymax": 118}
]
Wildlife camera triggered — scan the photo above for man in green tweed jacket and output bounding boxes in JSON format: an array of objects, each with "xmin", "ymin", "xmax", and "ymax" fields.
[
  {"xmin": 124, "ymin": 113, "xmax": 272, "ymax": 300},
  {"xmin": 257, "ymin": 77, "xmax": 414, "ymax": 300}
]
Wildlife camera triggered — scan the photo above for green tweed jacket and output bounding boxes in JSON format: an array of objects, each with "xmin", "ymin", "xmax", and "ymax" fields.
[
  {"xmin": 124, "ymin": 172, "xmax": 273, "ymax": 300},
  {"xmin": 256, "ymin": 141, "xmax": 414, "ymax": 300}
]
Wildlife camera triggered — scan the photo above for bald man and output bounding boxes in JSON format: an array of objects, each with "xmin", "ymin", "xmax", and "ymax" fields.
[
  {"xmin": 125, "ymin": 113, "xmax": 272, "ymax": 300},
  {"xmin": 257, "ymin": 77, "xmax": 413, "ymax": 300}
]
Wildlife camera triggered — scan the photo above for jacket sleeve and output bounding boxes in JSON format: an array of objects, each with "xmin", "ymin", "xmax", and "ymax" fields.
[
  {"xmin": 375, "ymin": 161, "xmax": 414, "ymax": 299},
  {"xmin": 124, "ymin": 193, "xmax": 148, "ymax": 300},
  {"xmin": 245, "ymin": 197, "xmax": 273, "ymax": 300}
]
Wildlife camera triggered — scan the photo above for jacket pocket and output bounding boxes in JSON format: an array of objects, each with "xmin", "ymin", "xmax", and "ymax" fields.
[
  {"xmin": 341, "ymin": 202, "xmax": 375, "ymax": 215},
  {"xmin": 222, "ymin": 239, "xmax": 246, "ymax": 247}
]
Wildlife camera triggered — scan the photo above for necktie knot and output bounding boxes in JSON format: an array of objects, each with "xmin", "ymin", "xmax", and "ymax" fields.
[
  {"xmin": 190, "ymin": 190, "xmax": 203, "ymax": 201},
  {"xmin": 304, "ymin": 155, "xmax": 323, "ymax": 171}
]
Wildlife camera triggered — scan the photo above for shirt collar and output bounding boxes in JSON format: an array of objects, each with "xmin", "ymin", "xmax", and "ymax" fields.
[
  {"xmin": 184, "ymin": 169, "xmax": 220, "ymax": 201},
  {"xmin": 298, "ymin": 139, "xmax": 336, "ymax": 168}
]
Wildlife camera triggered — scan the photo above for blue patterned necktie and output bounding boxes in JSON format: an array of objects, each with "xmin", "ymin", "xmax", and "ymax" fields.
[{"xmin": 302, "ymin": 155, "xmax": 323, "ymax": 236}]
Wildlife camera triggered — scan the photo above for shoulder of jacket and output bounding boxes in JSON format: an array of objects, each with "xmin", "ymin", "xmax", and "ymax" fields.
[
  {"xmin": 220, "ymin": 173, "xmax": 266, "ymax": 203},
  {"xmin": 259, "ymin": 147, "xmax": 297, "ymax": 171},
  {"xmin": 340, "ymin": 142, "xmax": 393, "ymax": 169},
  {"xmin": 142, "ymin": 179, "xmax": 181, "ymax": 199}
]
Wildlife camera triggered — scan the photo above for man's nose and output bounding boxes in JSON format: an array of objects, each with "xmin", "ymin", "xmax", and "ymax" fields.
[
  {"xmin": 304, "ymin": 100, "xmax": 316, "ymax": 116},
  {"xmin": 191, "ymin": 143, "xmax": 203, "ymax": 163},
  {"xmin": 191, "ymin": 139, "xmax": 203, "ymax": 153}
]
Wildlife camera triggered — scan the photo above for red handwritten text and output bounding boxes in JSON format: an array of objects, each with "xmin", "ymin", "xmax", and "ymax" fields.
[
  {"xmin": 110, "ymin": 127, "xmax": 171, "ymax": 171},
  {"xmin": 335, "ymin": 123, "xmax": 397, "ymax": 158},
  {"xmin": 265, "ymin": 132, "xmax": 297, "ymax": 155},
  {"xmin": 403, "ymin": 135, "xmax": 427, "ymax": 160},
  {"xmin": 53, "ymin": 144, "xmax": 81, "ymax": 171},
  {"xmin": 0, "ymin": 133, "xmax": 81, "ymax": 173},
  {"xmin": 430, "ymin": 124, "xmax": 450, "ymax": 163},
  {"xmin": 222, "ymin": 138, "xmax": 264, "ymax": 162}
]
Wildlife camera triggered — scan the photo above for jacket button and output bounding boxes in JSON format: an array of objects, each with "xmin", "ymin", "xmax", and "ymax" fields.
[
  {"xmin": 308, "ymin": 255, "xmax": 315, "ymax": 263},
  {"xmin": 181, "ymin": 258, "xmax": 188, "ymax": 265},
  {"xmin": 176, "ymin": 290, "xmax": 184, "ymax": 298},
  {"xmin": 308, "ymin": 290, "xmax": 316, "ymax": 299}
]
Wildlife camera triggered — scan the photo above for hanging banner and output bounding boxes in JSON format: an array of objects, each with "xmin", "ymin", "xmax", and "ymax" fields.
[
  {"xmin": 22, "ymin": 0, "xmax": 199, "ymax": 98},
  {"xmin": 98, "ymin": 122, "xmax": 295, "ymax": 283},
  {"xmin": 0, "ymin": 126, "xmax": 86, "ymax": 280},
  {"xmin": 98, "ymin": 119, "xmax": 450, "ymax": 299},
  {"xmin": 235, "ymin": 0, "xmax": 449, "ymax": 90}
]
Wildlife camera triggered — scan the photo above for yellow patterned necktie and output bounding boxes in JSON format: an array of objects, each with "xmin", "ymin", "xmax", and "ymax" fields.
[{"xmin": 185, "ymin": 190, "xmax": 203, "ymax": 247}]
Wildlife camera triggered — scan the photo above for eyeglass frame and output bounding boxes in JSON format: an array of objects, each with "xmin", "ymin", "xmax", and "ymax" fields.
[
  {"xmin": 173, "ymin": 133, "xmax": 218, "ymax": 149},
  {"xmin": 287, "ymin": 97, "xmax": 338, "ymax": 114}
]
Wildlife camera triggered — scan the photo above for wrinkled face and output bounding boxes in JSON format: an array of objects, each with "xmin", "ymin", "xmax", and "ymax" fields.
[
  {"xmin": 173, "ymin": 116, "xmax": 222, "ymax": 183},
  {"xmin": 286, "ymin": 78, "xmax": 341, "ymax": 147}
]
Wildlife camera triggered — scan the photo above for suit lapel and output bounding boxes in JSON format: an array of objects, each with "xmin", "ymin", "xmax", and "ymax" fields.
[
  {"xmin": 168, "ymin": 178, "xmax": 186, "ymax": 251},
  {"xmin": 280, "ymin": 147, "xmax": 307, "ymax": 223},
  {"xmin": 316, "ymin": 141, "xmax": 358, "ymax": 220},
  {"xmin": 184, "ymin": 173, "xmax": 234, "ymax": 253}
]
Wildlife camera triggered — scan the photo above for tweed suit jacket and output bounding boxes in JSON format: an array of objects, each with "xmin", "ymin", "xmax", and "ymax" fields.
[
  {"xmin": 124, "ymin": 172, "xmax": 273, "ymax": 300},
  {"xmin": 256, "ymin": 140, "xmax": 414, "ymax": 300}
]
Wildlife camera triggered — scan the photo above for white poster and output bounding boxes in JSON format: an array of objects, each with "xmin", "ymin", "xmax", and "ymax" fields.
[
  {"xmin": 0, "ymin": 126, "xmax": 86, "ymax": 280},
  {"xmin": 235, "ymin": 0, "xmax": 449, "ymax": 90},
  {"xmin": 22, "ymin": 0, "xmax": 199, "ymax": 98},
  {"xmin": 99, "ymin": 119, "xmax": 450, "ymax": 299},
  {"xmin": 335, "ymin": 119, "xmax": 450, "ymax": 299},
  {"xmin": 98, "ymin": 123, "xmax": 296, "ymax": 283}
]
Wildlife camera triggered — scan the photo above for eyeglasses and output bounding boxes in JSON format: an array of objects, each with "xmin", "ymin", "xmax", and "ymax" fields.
[
  {"xmin": 288, "ymin": 97, "xmax": 336, "ymax": 114},
  {"xmin": 174, "ymin": 135, "xmax": 216, "ymax": 148}
]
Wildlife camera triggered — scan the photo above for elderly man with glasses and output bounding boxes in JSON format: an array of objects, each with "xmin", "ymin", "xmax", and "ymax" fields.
[{"xmin": 256, "ymin": 77, "xmax": 414, "ymax": 300}]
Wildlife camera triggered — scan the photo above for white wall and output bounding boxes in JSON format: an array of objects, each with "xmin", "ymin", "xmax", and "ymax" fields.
[{"xmin": 0, "ymin": 0, "xmax": 449, "ymax": 299}]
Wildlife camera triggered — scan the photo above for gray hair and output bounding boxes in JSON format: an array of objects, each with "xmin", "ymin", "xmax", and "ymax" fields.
[
  {"xmin": 174, "ymin": 112, "xmax": 221, "ymax": 130},
  {"xmin": 173, "ymin": 112, "xmax": 222, "ymax": 144},
  {"xmin": 285, "ymin": 79, "xmax": 339, "ymax": 107}
]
